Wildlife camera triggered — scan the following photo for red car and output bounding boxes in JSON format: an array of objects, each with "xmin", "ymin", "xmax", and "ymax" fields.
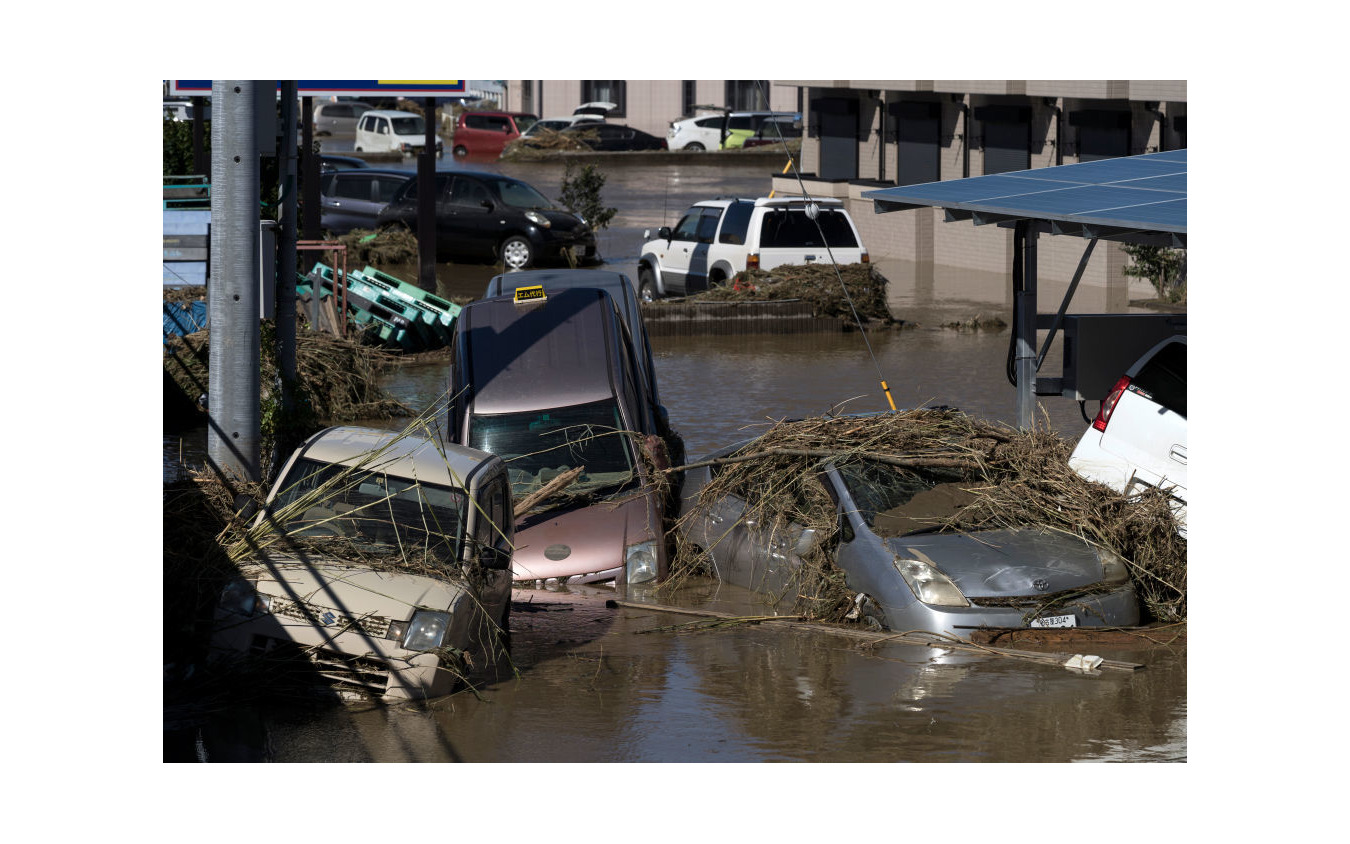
[{"xmin": 451, "ymin": 111, "xmax": 538, "ymax": 157}]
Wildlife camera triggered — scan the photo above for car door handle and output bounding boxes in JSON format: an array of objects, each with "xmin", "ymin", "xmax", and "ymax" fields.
[{"xmin": 1170, "ymin": 445, "xmax": 1187, "ymax": 464}]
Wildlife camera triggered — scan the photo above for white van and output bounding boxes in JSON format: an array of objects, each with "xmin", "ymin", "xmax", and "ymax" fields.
[
  {"xmin": 354, "ymin": 109, "xmax": 443, "ymax": 156},
  {"xmin": 1069, "ymin": 336, "xmax": 1187, "ymax": 533}
]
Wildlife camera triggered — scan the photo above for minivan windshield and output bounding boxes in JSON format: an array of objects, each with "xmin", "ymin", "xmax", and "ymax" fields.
[
  {"xmin": 495, "ymin": 179, "xmax": 557, "ymax": 210},
  {"xmin": 272, "ymin": 459, "xmax": 467, "ymax": 564},
  {"xmin": 470, "ymin": 400, "xmax": 636, "ymax": 498},
  {"xmin": 390, "ymin": 116, "xmax": 426, "ymax": 136}
]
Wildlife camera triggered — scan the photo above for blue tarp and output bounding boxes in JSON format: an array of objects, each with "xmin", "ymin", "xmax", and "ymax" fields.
[{"xmin": 163, "ymin": 300, "xmax": 208, "ymax": 344}]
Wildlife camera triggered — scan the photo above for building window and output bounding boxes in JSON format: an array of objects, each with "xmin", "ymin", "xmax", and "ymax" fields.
[
  {"xmin": 582, "ymin": 81, "xmax": 626, "ymax": 117},
  {"xmin": 725, "ymin": 81, "xmax": 769, "ymax": 111},
  {"xmin": 682, "ymin": 81, "xmax": 697, "ymax": 117},
  {"xmin": 521, "ymin": 81, "xmax": 534, "ymax": 114},
  {"xmin": 974, "ymin": 104, "xmax": 1032, "ymax": 175}
]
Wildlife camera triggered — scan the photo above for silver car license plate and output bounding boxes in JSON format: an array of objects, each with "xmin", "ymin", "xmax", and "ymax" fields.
[{"xmin": 1030, "ymin": 614, "xmax": 1077, "ymax": 628}]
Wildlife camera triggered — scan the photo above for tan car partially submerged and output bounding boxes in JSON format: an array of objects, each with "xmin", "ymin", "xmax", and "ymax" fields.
[{"xmin": 210, "ymin": 426, "xmax": 515, "ymax": 700}]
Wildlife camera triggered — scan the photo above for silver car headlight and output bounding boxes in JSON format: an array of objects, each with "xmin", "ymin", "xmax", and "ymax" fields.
[
  {"xmin": 402, "ymin": 611, "xmax": 451, "ymax": 651},
  {"xmin": 219, "ymin": 578, "xmax": 270, "ymax": 616},
  {"xmin": 894, "ymin": 558, "xmax": 969, "ymax": 607},
  {"xmin": 525, "ymin": 210, "xmax": 551, "ymax": 228},
  {"xmin": 625, "ymin": 541, "xmax": 658, "ymax": 584},
  {"xmin": 1095, "ymin": 547, "xmax": 1131, "ymax": 585}
]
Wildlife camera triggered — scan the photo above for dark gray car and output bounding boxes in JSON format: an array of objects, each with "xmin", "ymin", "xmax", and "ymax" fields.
[
  {"xmin": 318, "ymin": 169, "xmax": 412, "ymax": 235},
  {"xmin": 679, "ymin": 439, "xmax": 1140, "ymax": 636}
]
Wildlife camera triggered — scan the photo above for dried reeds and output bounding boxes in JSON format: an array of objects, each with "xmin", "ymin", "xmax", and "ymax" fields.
[
  {"xmin": 327, "ymin": 227, "xmax": 420, "ymax": 265},
  {"xmin": 686, "ymin": 263, "xmax": 893, "ymax": 323},
  {"xmin": 162, "ymin": 323, "xmax": 412, "ymax": 424},
  {"xmin": 668, "ymin": 409, "xmax": 1186, "ymax": 624}
]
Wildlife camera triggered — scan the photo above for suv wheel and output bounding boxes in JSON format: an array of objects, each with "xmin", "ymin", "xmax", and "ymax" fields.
[
  {"xmin": 453, "ymin": 145, "xmax": 467, "ymax": 157},
  {"xmin": 501, "ymin": 236, "xmax": 534, "ymax": 270},
  {"xmin": 638, "ymin": 266, "xmax": 659, "ymax": 302}
]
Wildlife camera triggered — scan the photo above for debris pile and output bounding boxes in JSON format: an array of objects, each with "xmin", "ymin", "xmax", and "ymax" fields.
[
  {"xmin": 501, "ymin": 128, "xmax": 595, "ymax": 160},
  {"xmin": 163, "ymin": 324, "xmax": 412, "ymax": 423},
  {"xmin": 670, "ymin": 409, "xmax": 1186, "ymax": 624},
  {"xmin": 327, "ymin": 227, "xmax": 420, "ymax": 265},
  {"xmin": 686, "ymin": 263, "xmax": 893, "ymax": 323}
]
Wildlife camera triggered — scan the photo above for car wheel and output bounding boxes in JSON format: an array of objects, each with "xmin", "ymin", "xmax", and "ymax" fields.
[
  {"xmin": 453, "ymin": 145, "xmax": 467, "ymax": 157},
  {"xmin": 638, "ymin": 266, "xmax": 659, "ymax": 302},
  {"xmin": 353, "ymin": 146, "xmax": 362, "ymax": 152},
  {"xmin": 500, "ymin": 236, "xmax": 533, "ymax": 270},
  {"xmin": 686, "ymin": 142, "xmax": 705, "ymax": 151}
]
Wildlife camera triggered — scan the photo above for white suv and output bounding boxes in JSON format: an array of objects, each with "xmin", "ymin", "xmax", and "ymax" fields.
[
  {"xmin": 1069, "ymin": 336, "xmax": 1187, "ymax": 532},
  {"xmin": 637, "ymin": 197, "xmax": 868, "ymax": 300}
]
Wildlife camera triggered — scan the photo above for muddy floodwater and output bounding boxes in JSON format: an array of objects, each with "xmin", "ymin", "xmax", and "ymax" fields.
[{"xmin": 164, "ymin": 155, "xmax": 1185, "ymax": 762}]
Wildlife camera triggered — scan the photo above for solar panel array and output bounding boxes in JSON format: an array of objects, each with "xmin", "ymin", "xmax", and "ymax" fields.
[{"xmin": 863, "ymin": 149, "xmax": 1186, "ymax": 236}]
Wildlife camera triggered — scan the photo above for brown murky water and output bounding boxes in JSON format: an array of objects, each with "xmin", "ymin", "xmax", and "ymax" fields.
[{"xmin": 164, "ymin": 156, "xmax": 1186, "ymax": 762}]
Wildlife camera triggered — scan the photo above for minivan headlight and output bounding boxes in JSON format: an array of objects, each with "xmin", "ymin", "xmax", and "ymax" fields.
[
  {"xmin": 525, "ymin": 210, "xmax": 551, "ymax": 228},
  {"xmin": 1095, "ymin": 547, "xmax": 1130, "ymax": 585},
  {"xmin": 402, "ymin": 611, "xmax": 451, "ymax": 651},
  {"xmin": 626, "ymin": 541, "xmax": 658, "ymax": 584},
  {"xmin": 893, "ymin": 558, "xmax": 969, "ymax": 607}
]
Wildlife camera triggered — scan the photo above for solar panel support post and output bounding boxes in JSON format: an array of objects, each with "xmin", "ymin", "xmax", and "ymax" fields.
[
  {"xmin": 418, "ymin": 97, "xmax": 437, "ymax": 290},
  {"xmin": 1014, "ymin": 220, "xmax": 1038, "ymax": 430}
]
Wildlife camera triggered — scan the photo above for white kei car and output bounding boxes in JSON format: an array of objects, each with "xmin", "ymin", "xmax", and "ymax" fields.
[{"xmin": 1069, "ymin": 336, "xmax": 1187, "ymax": 532}]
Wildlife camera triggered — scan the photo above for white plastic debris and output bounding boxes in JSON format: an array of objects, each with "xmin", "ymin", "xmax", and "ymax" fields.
[{"xmin": 1064, "ymin": 654, "xmax": 1104, "ymax": 672}]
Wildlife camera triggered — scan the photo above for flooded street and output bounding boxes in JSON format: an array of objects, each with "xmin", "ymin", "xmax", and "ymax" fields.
[{"xmin": 165, "ymin": 155, "xmax": 1185, "ymax": 762}]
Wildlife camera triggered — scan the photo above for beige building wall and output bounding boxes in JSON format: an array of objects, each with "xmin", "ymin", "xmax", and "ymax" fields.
[{"xmin": 777, "ymin": 81, "xmax": 1186, "ymax": 314}]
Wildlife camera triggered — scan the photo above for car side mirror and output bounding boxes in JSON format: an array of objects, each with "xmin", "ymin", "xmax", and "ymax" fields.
[
  {"xmin": 658, "ymin": 226, "xmax": 672, "ymax": 241},
  {"xmin": 478, "ymin": 543, "xmax": 512, "ymax": 571},
  {"xmin": 480, "ymin": 199, "xmax": 494, "ymax": 210}
]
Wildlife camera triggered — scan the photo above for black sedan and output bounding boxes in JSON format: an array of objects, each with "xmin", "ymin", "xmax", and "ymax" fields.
[
  {"xmin": 318, "ymin": 169, "xmax": 413, "ymax": 236},
  {"xmin": 376, "ymin": 170, "xmax": 595, "ymax": 269},
  {"xmin": 560, "ymin": 123, "xmax": 666, "ymax": 152}
]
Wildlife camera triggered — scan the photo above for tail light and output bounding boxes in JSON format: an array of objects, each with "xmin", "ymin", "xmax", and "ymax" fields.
[
  {"xmin": 747, "ymin": 253, "xmax": 760, "ymax": 270},
  {"xmin": 1092, "ymin": 375, "xmax": 1132, "ymax": 432},
  {"xmin": 861, "ymin": 252, "xmax": 870, "ymax": 264}
]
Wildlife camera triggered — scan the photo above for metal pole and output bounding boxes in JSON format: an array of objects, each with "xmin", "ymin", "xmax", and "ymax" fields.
[
  {"xmin": 191, "ymin": 96, "xmax": 207, "ymax": 176},
  {"xmin": 418, "ymin": 96, "xmax": 437, "ymax": 289},
  {"xmin": 301, "ymin": 96, "xmax": 318, "ymax": 240},
  {"xmin": 207, "ymin": 80, "xmax": 261, "ymax": 482},
  {"xmin": 278, "ymin": 82, "xmax": 299, "ymax": 442},
  {"xmin": 1014, "ymin": 222, "xmax": 1038, "ymax": 430}
]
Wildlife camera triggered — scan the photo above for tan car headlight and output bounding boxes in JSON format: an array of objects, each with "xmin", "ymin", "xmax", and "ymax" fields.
[{"xmin": 402, "ymin": 611, "xmax": 450, "ymax": 651}]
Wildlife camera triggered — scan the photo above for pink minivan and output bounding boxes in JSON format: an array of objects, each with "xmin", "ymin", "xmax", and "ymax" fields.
[{"xmin": 451, "ymin": 111, "xmax": 538, "ymax": 158}]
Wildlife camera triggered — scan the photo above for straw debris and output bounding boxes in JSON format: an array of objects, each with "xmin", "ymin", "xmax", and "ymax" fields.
[
  {"xmin": 685, "ymin": 263, "xmax": 893, "ymax": 323},
  {"xmin": 163, "ymin": 324, "xmax": 412, "ymax": 424},
  {"xmin": 668, "ymin": 409, "xmax": 1185, "ymax": 624}
]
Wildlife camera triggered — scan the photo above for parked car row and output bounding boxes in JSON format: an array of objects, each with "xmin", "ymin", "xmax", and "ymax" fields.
[{"xmin": 667, "ymin": 111, "xmax": 801, "ymax": 151}]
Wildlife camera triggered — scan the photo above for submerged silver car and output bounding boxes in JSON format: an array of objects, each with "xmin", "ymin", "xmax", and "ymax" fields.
[{"xmin": 679, "ymin": 440, "xmax": 1139, "ymax": 636}]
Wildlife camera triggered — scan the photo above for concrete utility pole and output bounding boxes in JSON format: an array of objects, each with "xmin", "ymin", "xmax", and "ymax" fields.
[{"xmin": 207, "ymin": 80, "xmax": 261, "ymax": 482}]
